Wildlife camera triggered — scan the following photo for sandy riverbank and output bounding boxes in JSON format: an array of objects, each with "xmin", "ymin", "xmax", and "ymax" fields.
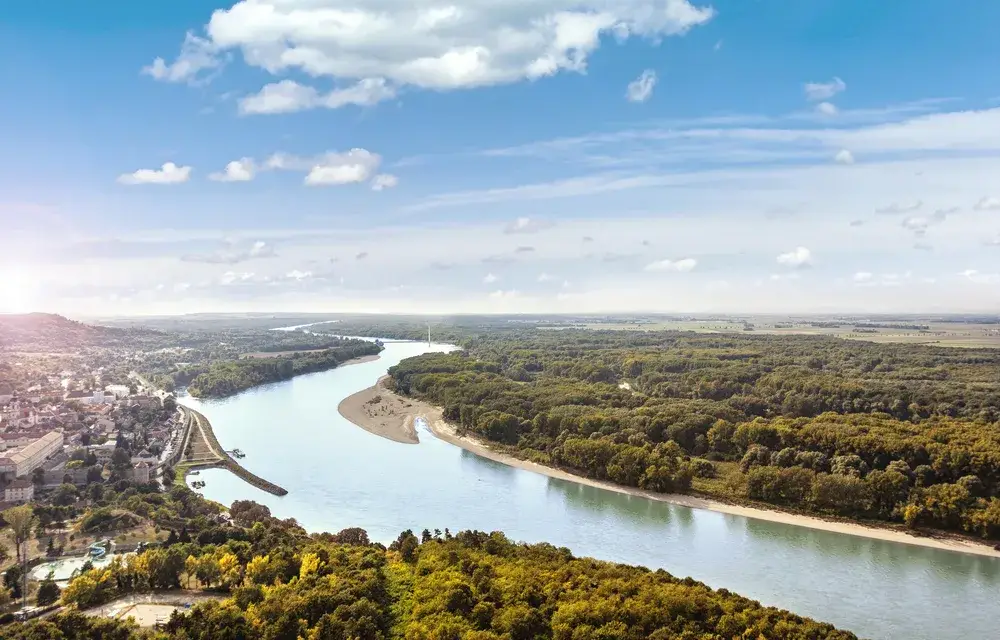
[
  {"xmin": 340, "ymin": 383, "xmax": 1000, "ymax": 558},
  {"xmin": 337, "ymin": 376, "xmax": 433, "ymax": 444},
  {"xmin": 342, "ymin": 353, "xmax": 381, "ymax": 367}
]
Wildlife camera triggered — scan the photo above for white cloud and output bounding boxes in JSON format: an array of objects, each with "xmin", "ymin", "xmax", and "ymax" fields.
[
  {"xmin": 538, "ymin": 273, "xmax": 555, "ymax": 282},
  {"xmin": 875, "ymin": 200, "xmax": 922, "ymax": 214},
  {"xmin": 285, "ymin": 269, "xmax": 313, "ymax": 281},
  {"xmin": 181, "ymin": 240, "xmax": 275, "ymax": 264},
  {"xmin": 804, "ymin": 77, "xmax": 846, "ymax": 101},
  {"xmin": 961, "ymin": 269, "xmax": 1000, "ymax": 284},
  {"xmin": 267, "ymin": 149, "xmax": 383, "ymax": 186},
  {"xmin": 626, "ymin": 70, "xmax": 657, "ymax": 103},
  {"xmin": 833, "ymin": 149, "xmax": 854, "ymax": 165},
  {"xmin": 209, "ymin": 158, "xmax": 255, "ymax": 182},
  {"xmin": 142, "ymin": 32, "xmax": 222, "ymax": 84},
  {"xmin": 220, "ymin": 271, "xmax": 254, "ymax": 285},
  {"xmin": 238, "ymin": 78, "xmax": 395, "ymax": 115},
  {"xmin": 644, "ymin": 258, "xmax": 697, "ymax": 272},
  {"xmin": 504, "ymin": 217, "xmax": 554, "ymax": 234},
  {"xmin": 853, "ymin": 272, "xmax": 873, "ymax": 283},
  {"xmin": 902, "ymin": 216, "xmax": 929, "ymax": 235},
  {"xmin": 160, "ymin": 0, "xmax": 714, "ymax": 99},
  {"xmin": 483, "ymin": 273, "xmax": 499, "ymax": 284},
  {"xmin": 776, "ymin": 246, "xmax": 812, "ymax": 268},
  {"xmin": 117, "ymin": 162, "xmax": 192, "ymax": 185},
  {"xmin": 973, "ymin": 196, "xmax": 1000, "ymax": 211},
  {"xmin": 816, "ymin": 102, "xmax": 838, "ymax": 116},
  {"xmin": 371, "ymin": 174, "xmax": 399, "ymax": 191}
]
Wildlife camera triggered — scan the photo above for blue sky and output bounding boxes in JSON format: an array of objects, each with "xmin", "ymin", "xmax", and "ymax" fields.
[{"xmin": 2, "ymin": 0, "xmax": 1000, "ymax": 315}]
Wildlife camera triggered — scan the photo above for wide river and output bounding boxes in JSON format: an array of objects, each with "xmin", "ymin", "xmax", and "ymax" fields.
[{"xmin": 181, "ymin": 340, "xmax": 1000, "ymax": 640}]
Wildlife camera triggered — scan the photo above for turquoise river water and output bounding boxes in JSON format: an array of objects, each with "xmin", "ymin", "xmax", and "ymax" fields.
[{"xmin": 180, "ymin": 340, "xmax": 1000, "ymax": 640}]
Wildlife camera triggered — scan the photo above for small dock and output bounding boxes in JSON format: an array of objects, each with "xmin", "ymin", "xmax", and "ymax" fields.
[{"xmin": 177, "ymin": 406, "xmax": 288, "ymax": 497}]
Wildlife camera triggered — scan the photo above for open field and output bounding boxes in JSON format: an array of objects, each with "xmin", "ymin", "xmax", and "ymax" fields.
[{"xmin": 541, "ymin": 319, "xmax": 1000, "ymax": 348}]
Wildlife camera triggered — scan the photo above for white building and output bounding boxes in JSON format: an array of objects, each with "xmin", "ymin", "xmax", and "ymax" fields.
[
  {"xmin": 1, "ymin": 431, "xmax": 64, "ymax": 477},
  {"xmin": 3, "ymin": 478, "xmax": 34, "ymax": 503},
  {"xmin": 105, "ymin": 385, "xmax": 131, "ymax": 399}
]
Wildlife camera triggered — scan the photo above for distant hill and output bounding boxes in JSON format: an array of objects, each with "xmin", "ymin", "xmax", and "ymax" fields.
[{"xmin": 0, "ymin": 312, "xmax": 162, "ymax": 351}]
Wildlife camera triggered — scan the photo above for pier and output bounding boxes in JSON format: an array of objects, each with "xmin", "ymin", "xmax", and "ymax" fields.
[{"xmin": 176, "ymin": 406, "xmax": 288, "ymax": 497}]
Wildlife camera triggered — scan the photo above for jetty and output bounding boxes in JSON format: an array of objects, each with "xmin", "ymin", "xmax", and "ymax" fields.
[{"xmin": 176, "ymin": 405, "xmax": 288, "ymax": 497}]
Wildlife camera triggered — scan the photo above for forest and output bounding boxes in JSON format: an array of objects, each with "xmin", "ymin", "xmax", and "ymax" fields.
[
  {"xmin": 185, "ymin": 340, "xmax": 382, "ymax": 398},
  {"xmin": 5, "ymin": 499, "xmax": 854, "ymax": 639},
  {"xmin": 389, "ymin": 329, "xmax": 1000, "ymax": 539}
]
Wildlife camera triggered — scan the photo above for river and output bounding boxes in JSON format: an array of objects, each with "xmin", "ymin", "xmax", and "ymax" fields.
[{"xmin": 179, "ymin": 340, "xmax": 1000, "ymax": 640}]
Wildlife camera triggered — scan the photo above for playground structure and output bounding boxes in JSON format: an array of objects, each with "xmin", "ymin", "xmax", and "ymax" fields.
[{"xmin": 88, "ymin": 539, "xmax": 112, "ymax": 558}]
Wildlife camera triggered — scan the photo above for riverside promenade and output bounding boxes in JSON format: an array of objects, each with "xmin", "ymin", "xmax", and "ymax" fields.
[{"xmin": 177, "ymin": 405, "xmax": 288, "ymax": 496}]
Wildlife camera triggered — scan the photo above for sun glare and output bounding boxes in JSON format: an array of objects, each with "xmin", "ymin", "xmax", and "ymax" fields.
[{"xmin": 0, "ymin": 268, "xmax": 39, "ymax": 313}]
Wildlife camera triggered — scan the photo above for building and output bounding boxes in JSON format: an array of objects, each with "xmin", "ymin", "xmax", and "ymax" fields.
[
  {"xmin": 91, "ymin": 440, "xmax": 117, "ymax": 464},
  {"xmin": 3, "ymin": 478, "xmax": 34, "ymax": 503},
  {"xmin": 0, "ymin": 385, "xmax": 13, "ymax": 406},
  {"xmin": 2, "ymin": 431, "xmax": 64, "ymax": 478},
  {"xmin": 131, "ymin": 462, "xmax": 151, "ymax": 484},
  {"xmin": 105, "ymin": 385, "xmax": 131, "ymax": 400}
]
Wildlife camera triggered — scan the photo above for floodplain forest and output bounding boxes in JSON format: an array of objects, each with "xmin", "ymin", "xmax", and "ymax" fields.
[{"xmin": 389, "ymin": 329, "xmax": 1000, "ymax": 538}]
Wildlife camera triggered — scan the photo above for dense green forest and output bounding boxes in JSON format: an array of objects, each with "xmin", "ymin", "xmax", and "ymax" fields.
[
  {"xmin": 389, "ymin": 330, "xmax": 1000, "ymax": 539},
  {"xmin": 186, "ymin": 340, "xmax": 382, "ymax": 398},
  {"xmin": 6, "ymin": 499, "xmax": 854, "ymax": 639}
]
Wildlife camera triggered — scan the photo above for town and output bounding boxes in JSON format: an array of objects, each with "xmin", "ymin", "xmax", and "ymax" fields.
[{"xmin": 0, "ymin": 376, "xmax": 179, "ymax": 507}]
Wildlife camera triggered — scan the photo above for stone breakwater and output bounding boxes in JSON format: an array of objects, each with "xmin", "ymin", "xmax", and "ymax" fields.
[{"xmin": 178, "ymin": 406, "xmax": 288, "ymax": 497}]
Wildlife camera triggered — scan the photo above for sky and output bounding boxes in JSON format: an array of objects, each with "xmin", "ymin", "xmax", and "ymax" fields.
[{"xmin": 2, "ymin": 0, "xmax": 1000, "ymax": 317}]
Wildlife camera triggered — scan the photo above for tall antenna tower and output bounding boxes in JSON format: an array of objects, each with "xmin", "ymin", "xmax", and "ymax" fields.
[{"xmin": 427, "ymin": 323, "xmax": 431, "ymax": 346}]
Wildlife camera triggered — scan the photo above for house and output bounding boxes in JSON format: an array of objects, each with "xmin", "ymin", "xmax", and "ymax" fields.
[
  {"xmin": 95, "ymin": 418, "xmax": 116, "ymax": 434},
  {"xmin": 131, "ymin": 449, "xmax": 157, "ymax": 466},
  {"xmin": 90, "ymin": 441, "xmax": 117, "ymax": 464},
  {"xmin": 105, "ymin": 385, "xmax": 130, "ymax": 399},
  {"xmin": 131, "ymin": 462, "xmax": 151, "ymax": 484},
  {"xmin": 3, "ymin": 478, "xmax": 34, "ymax": 503}
]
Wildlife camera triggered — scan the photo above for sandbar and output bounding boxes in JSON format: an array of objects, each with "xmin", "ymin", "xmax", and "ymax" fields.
[{"xmin": 337, "ymin": 376, "xmax": 429, "ymax": 444}]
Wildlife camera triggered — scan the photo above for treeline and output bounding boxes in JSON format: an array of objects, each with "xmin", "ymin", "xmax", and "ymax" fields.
[
  {"xmin": 7, "ymin": 501, "xmax": 855, "ymax": 639},
  {"xmin": 388, "ymin": 330, "xmax": 1000, "ymax": 538},
  {"xmin": 187, "ymin": 339, "xmax": 382, "ymax": 398}
]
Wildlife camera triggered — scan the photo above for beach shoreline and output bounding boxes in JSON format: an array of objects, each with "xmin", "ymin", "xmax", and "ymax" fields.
[
  {"xmin": 339, "ymin": 381, "xmax": 1000, "ymax": 559},
  {"xmin": 337, "ymin": 376, "xmax": 424, "ymax": 444}
]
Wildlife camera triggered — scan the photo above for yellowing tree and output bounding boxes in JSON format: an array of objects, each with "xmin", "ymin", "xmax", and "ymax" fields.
[
  {"xmin": 299, "ymin": 552, "xmax": 323, "ymax": 580},
  {"xmin": 218, "ymin": 552, "xmax": 242, "ymax": 590}
]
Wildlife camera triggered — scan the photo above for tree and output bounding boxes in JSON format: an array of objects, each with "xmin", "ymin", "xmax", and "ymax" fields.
[
  {"xmin": 4, "ymin": 505, "xmax": 37, "ymax": 606},
  {"xmin": 53, "ymin": 483, "xmax": 79, "ymax": 507},
  {"xmin": 4, "ymin": 566, "xmax": 23, "ymax": 600},
  {"xmin": 36, "ymin": 576, "xmax": 61, "ymax": 606}
]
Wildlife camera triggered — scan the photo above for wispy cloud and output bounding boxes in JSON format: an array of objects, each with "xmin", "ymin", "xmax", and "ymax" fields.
[
  {"xmin": 626, "ymin": 70, "xmax": 657, "ymax": 103},
  {"xmin": 804, "ymin": 77, "xmax": 846, "ymax": 102}
]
